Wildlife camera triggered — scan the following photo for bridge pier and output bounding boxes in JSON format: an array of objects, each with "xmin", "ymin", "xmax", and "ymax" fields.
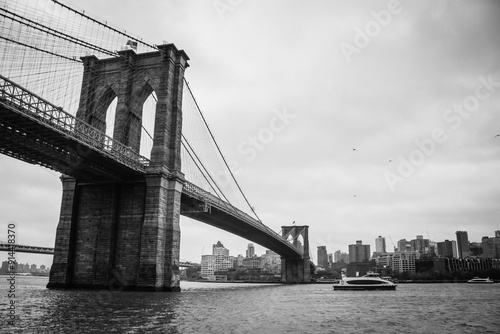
[
  {"xmin": 48, "ymin": 44, "xmax": 189, "ymax": 291},
  {"xmin": 281, "ymin": 258, "xmax": 311, "ymax": 284},
  {"xmin": 136, "ymin": 173, "xmax": 183, "ymax": 291},
  {"xmin": 281, "ymin": 225, "xmax": 311, "ymax": 283}
]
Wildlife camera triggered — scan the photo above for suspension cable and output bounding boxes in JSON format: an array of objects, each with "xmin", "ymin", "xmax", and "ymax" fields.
[{"xmin": 183, "ymin": 79, "xmax": 262, "ymax": 222}]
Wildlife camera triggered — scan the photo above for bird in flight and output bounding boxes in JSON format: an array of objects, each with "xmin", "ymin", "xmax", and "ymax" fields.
[
  {"xmin": 352, "ymin": 148, "xmax": 358, "ymax": 151},
  {"xmin": 495, "ymin": 134, "xmax": 500, "ymax": 138},
  {"xmin": 389, "ymin": 160, "xmax": 393, "ymax": 162}
]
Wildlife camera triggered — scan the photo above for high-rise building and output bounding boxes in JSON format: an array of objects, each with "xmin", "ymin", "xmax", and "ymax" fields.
[
  {"xmin": 456, "ymin": 231, "xmax": 470, "ymax": 258},
  {"xmin": 410, "ymin": 235, "xmax": 430, "ymax": 253},
  {"xmin": 334, "ymin": 250, "xmax": 349, "ymax": 263},
  {"xmin": 437, "ymin": 240, "xmax": 457, "ymax": 258},
  {"xmin": 397, "ymin": 239, "xmax": 411, "ymax": 252},
  {"xmin": 348, "ymin": 240, "xmax": 370, "ymax": 263},
  {"xmin": 375, "ymin": 236, "xmax": 386, "ymax": 254},
  {"xmin": 482, "ymin": 235, "xmax": 500, "ymax": 259},
  {"xmin": 246, "ymin": 243, "xmax": 255, "ymax": 258},
  {"xmin": 201, "ymin": 241, "xmax": 234, "ymax": 279},
  {"xmin": 214, "ymin": 241, "xmax": 229, "ymax": 256},
  {"xmin": 317, "ymin": 246, "xmax": 328, "ymax": 268},
  {"xmin": 200, "ymin": 255, "xmax": 216, "ymax": 279}
]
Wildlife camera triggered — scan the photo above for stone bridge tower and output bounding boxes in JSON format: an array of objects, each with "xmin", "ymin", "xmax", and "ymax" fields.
[
  {"xmin": 281, "ymin": 225, "xmax": 311, "ymax": 283},
  {"xmin": 48, "ymin": 44, "xmax": 189, "ymax": 291}
]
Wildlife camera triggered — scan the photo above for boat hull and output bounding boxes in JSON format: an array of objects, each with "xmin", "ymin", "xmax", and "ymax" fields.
[
  {"xmin": 333, "ymin": 284, "xmax": 397, "ymax": 291},
  {"xmin": 467, "ymin": 277, "xmax": 494, "ymax": 284}
]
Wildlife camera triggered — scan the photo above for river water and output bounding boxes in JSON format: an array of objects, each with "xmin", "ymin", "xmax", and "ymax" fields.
[{"xmin": 1, "ymin": 276, "xmax": 499, "ymax": 333}]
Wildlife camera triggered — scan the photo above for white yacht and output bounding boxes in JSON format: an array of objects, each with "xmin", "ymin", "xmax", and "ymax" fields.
[
  {"xmin": 333, "ymin": 272, "xmax": 397, "ymax": 291},
  {"xmin": 467, "ymin": 277, "xmax": 494, "ymax": 284}
]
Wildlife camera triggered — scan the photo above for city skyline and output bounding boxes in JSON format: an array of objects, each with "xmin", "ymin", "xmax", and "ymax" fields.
[
  {"xmin": 1, "ymin": 1, "xmax": 499, "ymax": 265},
  {"xmin": 1, "ymin": 226, "xmax": 497, "ymax": 267}
]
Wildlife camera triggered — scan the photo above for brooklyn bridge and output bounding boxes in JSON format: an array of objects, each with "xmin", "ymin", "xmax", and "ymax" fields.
[{"xmin": 0, "ymin": 0, "xmax": 312, "ymax": 291}]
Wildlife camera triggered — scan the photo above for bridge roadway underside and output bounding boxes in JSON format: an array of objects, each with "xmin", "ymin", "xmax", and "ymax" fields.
[
  {"xmin": 180, "ymin": 195, "xmax": 302, "ymax": 260},
  {"xmin": 0, "ymin": 103, "xmax": 144, "ymax": 182}
]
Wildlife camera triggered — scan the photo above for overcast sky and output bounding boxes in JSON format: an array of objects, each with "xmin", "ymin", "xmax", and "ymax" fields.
[{"xmin": 1, "ymin": 0, "xmax": 499, "ymax": 267}]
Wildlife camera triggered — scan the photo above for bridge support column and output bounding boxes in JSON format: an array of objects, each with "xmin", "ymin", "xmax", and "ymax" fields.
[
  {"xmin": 137, "ymin": 172, "xmax": 183, "ymax": 291},
  {"xmin": 47, "ymin": 176, "xmax": 77, "ymax": 287},
  {"xmin": 281, "ymin": 258, "xmax": 311, "ymax": 284}
]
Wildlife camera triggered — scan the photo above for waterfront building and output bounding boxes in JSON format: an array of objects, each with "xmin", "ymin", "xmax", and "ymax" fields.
[
  {"xmin": 235, "ymin": 254, "xmax": 244, "ymax": 267},
  {"xmin": 261, "ymin": 250, "xmax": 281, "ymax": 274},
  {"xmin": 390, "ymin": 251, "xmax": 420, "ymax": 274},
  {"xmin": 375, "ymin": 236, "xmax": 386, "ymax": 254},
  {"xmin": 348, "ymin": 240, "xmax": 370, "ymax": 263},
  {"xmin": 317, "ymin": 246, "xmax": 328, "ymax": 268},
  {"xmin": 482, "ymin": 235, "xmax": 500, "ymax": 259},
  {"xmin": 0, "ymin": 261, "xmax": 8, "ymax": 275},
  {"xmin": 242, "ymin": 256, "xmax": 261, "ymax": 268},
  {"xmin": 346, "ymin": 262, "xmax": 371, "ymax": 277},
  {"xmin": 414, "ymin": 258, "xmax": 434, "ymax": 273},
  {"xmin": 200, "ymin": 255, "xmax": 216, "ymax": 279},
  {"xmin": 201, "ymin": 241, "xmax": 235, "ymax": 280},
  {"xmin": 434, "ymin": 257, "xmax": 500, "ymax": 272},
  {"xmin": 469, "ymin": 242, "xmax": 483, "ymax": 256},
  {"xmin": 456, "ymin": 231, "xmax": 470, "ymax": 258},
  {"xmin": 374, "ymin": 252, "xmax": 393, "ymax": 267},
  {"xmin": 437, "ymin": 240, "xmax": 457, "ymax": 258}
]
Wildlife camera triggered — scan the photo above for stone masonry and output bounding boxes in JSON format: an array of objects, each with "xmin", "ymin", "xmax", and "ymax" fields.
[{"xmin": 48, "ymin": 44, "xmax": 189, "ymax": 291}]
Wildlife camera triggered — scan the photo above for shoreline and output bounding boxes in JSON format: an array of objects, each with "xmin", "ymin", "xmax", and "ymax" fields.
[{"xmin": 184, "ymin": 279, "xmax": 498, "ymax": 284}]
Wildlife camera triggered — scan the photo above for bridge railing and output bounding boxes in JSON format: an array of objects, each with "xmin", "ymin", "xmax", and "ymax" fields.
[
  {"xmin": 0, "ymin": 74, "xmax": 149, "ymax": 172},
  {"xmin": 183, "ymin": 181, "xmax": 297, "ymax": 252}
]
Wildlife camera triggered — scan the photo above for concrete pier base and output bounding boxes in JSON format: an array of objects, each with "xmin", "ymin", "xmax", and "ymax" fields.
[
  {"xmin": 48, "ymin": 174, "xmax": 183, "ymax": 291},
  {"xmin": 281, "ymin": 257, "xmax": 311, "ymax": 283}
]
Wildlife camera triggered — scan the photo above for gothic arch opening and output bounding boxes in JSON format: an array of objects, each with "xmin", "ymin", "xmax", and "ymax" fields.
[
  {"xmin": 90, "ymin": 86, "xmax": 116, "ymax": 138},
  {"xmin": 105, "ymin": 96, "xmax": 118, "ymax": 140},
  {"xmin": 140, "ymin": 90, "xmax": 157, "ymax": 159}
]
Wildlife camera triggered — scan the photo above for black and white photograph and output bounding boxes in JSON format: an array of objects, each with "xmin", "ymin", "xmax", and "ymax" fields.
[{"xmin": 1, "ymin": 0, "xmax": 499, "ymax": 333}]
